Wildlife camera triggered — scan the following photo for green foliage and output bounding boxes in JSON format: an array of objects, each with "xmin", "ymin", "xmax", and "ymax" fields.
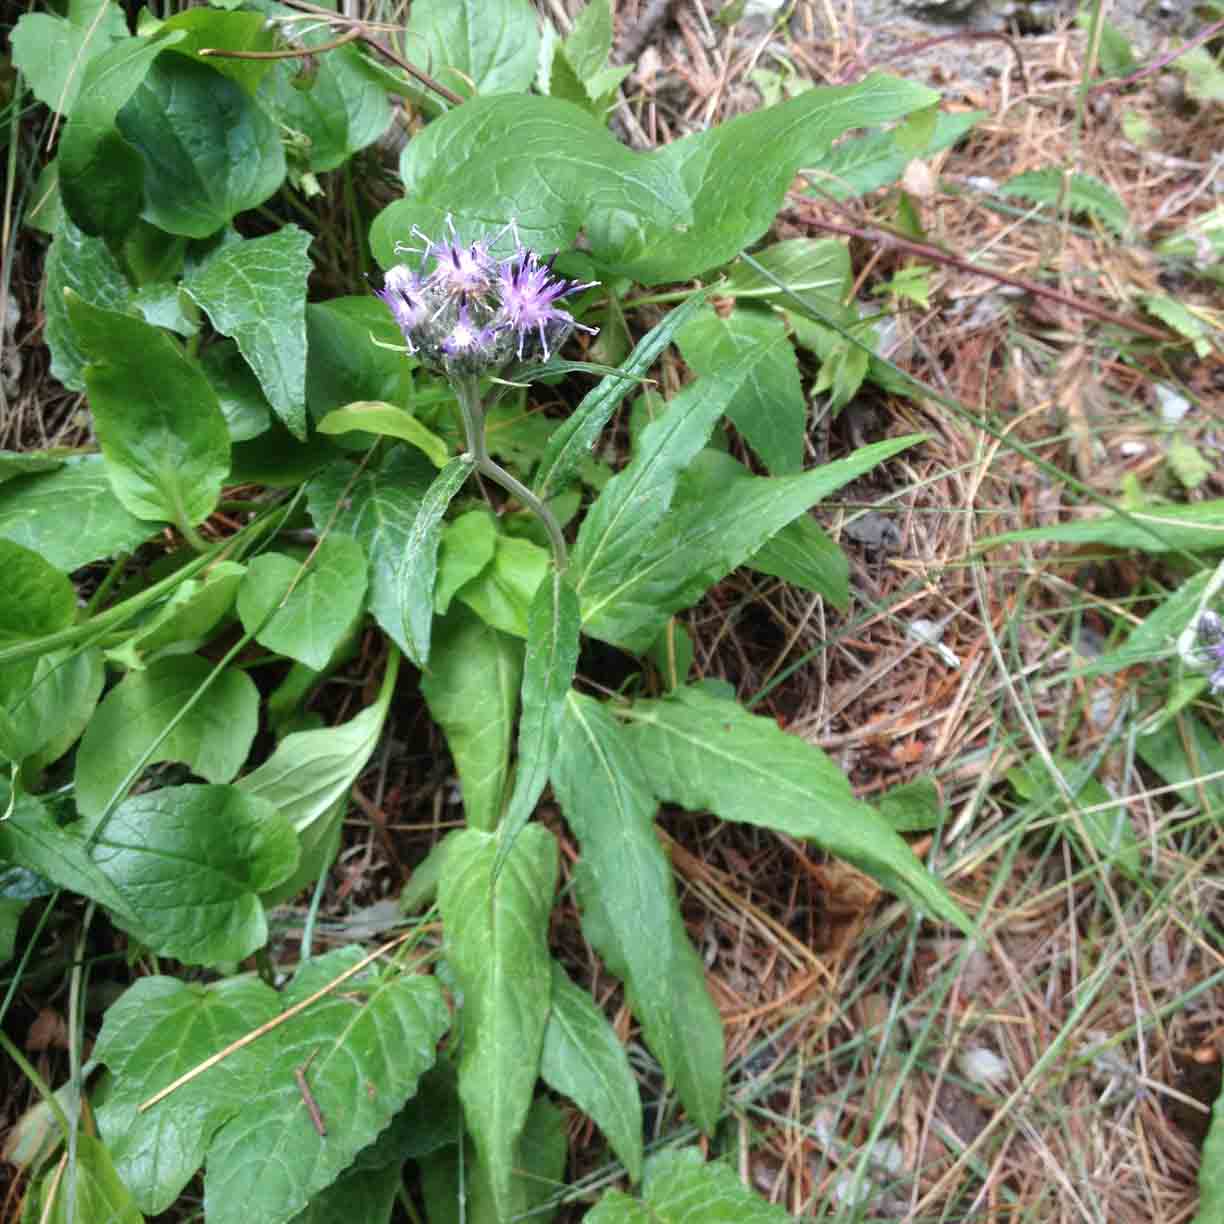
[
  {"xmin": 10, "ymin": 10, "xmax": 979, "ymax": 1217},
  {"xmin": 998, "ymin": 168, "xmax": 1131, "ymax": 236}
]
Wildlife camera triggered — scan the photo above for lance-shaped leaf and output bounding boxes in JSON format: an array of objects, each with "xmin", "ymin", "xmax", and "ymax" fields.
[
  {"xmin": 495, "ymin": 569, "xmax": 580, "ymax": 865},
  {"xmin": 582, "ymin": 435, "xmax": 922, "ymax": 652},
  {"xmin": 306, "ymin": 450, "xmax": 437, "ymax": 659},
  {"xmin": 0, "ymin": 647, "xmax": 104, "ymax": 767},
  {"xmin": 239, "ymin": 649, "xmax": 399, "ymax": 904},
  {"xmin": 541, "ymin": 961, "xmax": 644, "ymax": 1183},
  {"xmin": 75, "ymin": 655, "xmax": 259, "ymax": 821},
  {"xmin": 622, "ymin": 685, "xmax": 972, "ymax": 934},
  {"xmin": 569, "ymin": 363, "xmax": 750, "ymax": 611},
  {"xmin": 552, "ymin": 694, "xmax": 723, "ymax": 1132},
  {"xmin": 203, "ymin": 949, "xmax": 449, "ymax": 1224},
  {"xmin": 398, "ymin": 456, "xmax": 474, "ymax": 664},
  {"xmin": 421, "ymin": 605, "xmax": 523, "ymax": 833},
  {"xmin": 438, "ymin": 825, "xmax": 557, "ymax": 1218},
  {"xmin": 67, "ymin": 293, "xmax": 231, "ymax": 529},
  {"xmin": 89, "ymin": 784, "xmax": 298, "ymax": 963},
  {"xmin": 185, "ymin": 227, "xmax": 312, "ymax": 439},
  {"xmin": 534, "ymin": 290, "xmax": 708, "ymax": 503}
]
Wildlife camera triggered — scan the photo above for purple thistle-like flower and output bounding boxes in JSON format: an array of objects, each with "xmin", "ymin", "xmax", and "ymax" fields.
[
  {"xmin": 1198, "ymin": 611, "xmax": 1224, "ymax": 693},
  {"xmin": 495, "ymin": 250, "xmax": 597, "ymax": 360},
  {"xmin": 375, "ymin": 264, "xmax": 427, "ymax": 350},
  {"xmin": 374, "ymin": 220, "xmax": 598, "ymax": 374}
]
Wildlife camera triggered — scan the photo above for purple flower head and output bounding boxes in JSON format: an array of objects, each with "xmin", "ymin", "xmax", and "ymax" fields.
[
  {"xmin": 440, "ymin": 301, "xmax": 502, "ymax": 375},
  {"xmin": 1197, "ymin": 611, "xmax": 1224, "ymax": 693},
  {"xmin": 374, "ymin": 220, "xmax": 598, "ymax": 374},
  {"xmin": 495, "ymin": 249, "xmax": 598, "ymax": 360},
  {"xmin": 375, "ymin": 264, "xmax": 427, "ymax": 350}
]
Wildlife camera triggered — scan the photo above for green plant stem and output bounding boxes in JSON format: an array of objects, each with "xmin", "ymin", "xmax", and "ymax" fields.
[
  {"xmin": 454, "ymin": 378, "xmax": 569, "ymax": 571},
  {"xmin": 82, "ymin": 552, "xmax": 129, "ymax": 618},
  {"xmin": 0, "ymin": 1028, "xmax": 71, "ymax": 1138}
]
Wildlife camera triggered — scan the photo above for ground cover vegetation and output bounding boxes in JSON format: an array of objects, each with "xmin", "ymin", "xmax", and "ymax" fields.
[{"xmin": 0, "ymin": 0, "xmax": 1222, "ymax": 1219}]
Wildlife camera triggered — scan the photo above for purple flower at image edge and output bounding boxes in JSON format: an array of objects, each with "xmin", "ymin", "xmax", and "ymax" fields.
[{"xmin": 1197, "ymin": 611, "xmax": 1224, "ymax": 693}]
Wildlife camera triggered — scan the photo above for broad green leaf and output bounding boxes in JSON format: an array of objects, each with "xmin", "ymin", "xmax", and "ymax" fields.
[
  {"xmin": 677, "ymin": 305, "xmax": 807, "ymax": 474},
  {"xmin": 999, "ymin": 168, "xmax": 1130, "ymax": 236},
  {"xmin": 306, "ymin": 450, "xmax": 438, "ymax": 658},
  {"xmin": 534, "ymin": 290, "xmax": 709, "ymax": 502},
  {"xmin": 803, "ymin": 110, "xmax": 983, "ymax": 202},
  {"xmin": 106, "ymin": 560, "xmax": 246, "ymax": 669},
  {"xmin": 586, "ymin": 1147, "xmax": 790, "ymax": 1224},
  {"xmin": 622, "ymin": 686, "xmax": 972, "ymax": 933},
  {"xmin": 89, "ymin": 784, "xmax": 298, "ymax": 962},
  {"xmin": 0, "ymin": 792, "xmax": 140, "ymax": 927},
  {"xmin": 58, "ymin": 29, "xmax": 186, "ymax": 240},
  {"xmin": 288, "ymin": 1160, "xmax": 402, "ymax": 1224},
  {"xmin": 405, "ymin": 0, "xmax": 540, "ymax": 101},
  {"xmin": 1007, "ymin": 756, "xmax": 1141, "ymax": 880},
  {"xmin": 317, "ymin": 402, "xmax": 450, "ymax": 467},
  {"xmin": 237, "ymin": 536, "xmax": 368, "ymax": 670},
  {"xmin": 605, "ymin": 73, "xmax": 936, "ymax": 282},
  {"xmin": 435, "ymin": 510, "xmax": 499, "ymax": 613},
  {"xmin": 456, "ymin": 533, "xmax": 551, "ymax": 638},
  {"xmin": 95, "ymin": 975, "xmax": 284, "ymax": 1215},
  {"xmin": 979, "ymin": 499, "xmax": 1224, "ymax": 555},
  {"xmin": 207, "ymin": 950, "xmax": 447, "ymax": 1224},
  {"xmin": 0, "ymin": 648, "xmax": 104, "ymax": 766},
  {"xmin": 0, "ymin": 540, "xmax": 76, "ymax": 643},
  {"xmin": 372, "ymin": 77, "xmax": 938, "ymax": 284},
  {"xmin": 185, "ymin": 226, "xmax": 312, "ymax": 439},
  {"xmin": 237, "ymin": 694, "xmax": 389, "ymax": 841},
  {"xmin": 44, "ymin": 218, "xmax": 132, "ymax": 393},
  {"xmin": 11, "ymin": 0, "xmax": 128, "ymax": 114},
  {"xmin": 259, "ymin": 27, "xmax": 391, "ymax": 172},
  {"xmin": 202, "ymin": 340, "xmax": 274, "ymax": 442},
  {"xmin": 30, "ymin": 1132, "xmax": 143, "ymax": 1224},
  {"xmin": 160, "ymin": 8, "xmax": 278, "ymax": 94},
  {"xmin": 438, "ymin": 825, "xmax": 557, "ymax": 1217},
  {"xmin": 399, "ymin": 457, "xmax": 475, "ymax": 664},
  {"xmin": 0, "ymin": 455, "xmax": 155, "ymax": 571},
  {"xmin": 421, "ymin": 606, "xmax": 523, "ymax": 833},
  {"xmin": 67, "ymin": 294, "xmax": 230, "ymax": 528},
  {"xmin": 541, "ymin": 961, "xmax": 644, "ymax": 1182},
  {"xmin": 370, "ymin": 94, "xmax": 671, "ymax": 266},
  {"xmin": 305, "ymin": 296, "xmax": 413, "ymax": 427},
  {"xmin": 562, "ymin": 0, "xmax": 614, "ymax": 80},
  {"xmin": 75, "ymin": 655, "xmax": 260, "ymax": 820},
  {"xmin": 582, "ymin": 435, "xmax": 921, "ymax": 652},
  {"xmin": 115, "ymin": 54, "xmax": 285, "ymax": 237},
  {"xmin": 496, "ymin": 571, "xmax": 580, "ymax": 862},
  {"xmin": 0, "ymin": 452, "xmax": 62, "ymax": 486},
  {"xmin": 130, "ymin": 280, "xmax": 198, "ymax": 336},
  {"xmin": 1194, "ymin": 1085, "xmax": 1224, "ymax": 1224},
  {"xmin": 553, "ymin": 694, "xmax": 724, "ymax": 1132}
]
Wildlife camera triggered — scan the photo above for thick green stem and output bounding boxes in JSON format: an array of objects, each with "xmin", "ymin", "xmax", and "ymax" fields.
[{"xmin": 454, "ymin": 379, "xmax": 568, "ymax": 572}]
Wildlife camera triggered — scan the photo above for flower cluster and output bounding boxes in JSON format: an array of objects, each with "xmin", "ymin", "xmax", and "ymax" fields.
[
  {"xmin": 375, "ymin": 219, "xmax": 597, "ymax": 377},
  {"xmin": 1196, "ymin": 610, "xmax": 1224, "ymax": 693}
]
